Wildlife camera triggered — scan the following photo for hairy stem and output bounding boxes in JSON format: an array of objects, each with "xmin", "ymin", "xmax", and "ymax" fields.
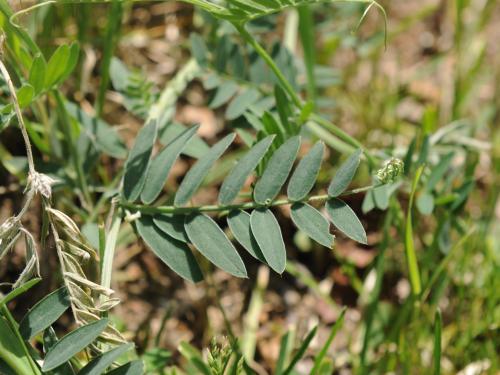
[
  {"xmin": 0, "ymin": 58, "xmax": 35, "ymax": 175},
  {"xmin": 122, "ymin": 185, "xmax": 376, "ymax": 215}
]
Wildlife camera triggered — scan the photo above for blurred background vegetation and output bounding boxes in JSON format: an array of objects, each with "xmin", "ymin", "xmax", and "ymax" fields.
[{"xmin": 0, "ymin": 0, "xmax": 499, "ymax": 373}]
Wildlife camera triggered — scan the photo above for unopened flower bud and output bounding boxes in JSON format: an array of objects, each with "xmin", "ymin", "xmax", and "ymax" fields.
[{"xmin": 376, "ymin": 158, "xmax": 404, "ymax": 184}]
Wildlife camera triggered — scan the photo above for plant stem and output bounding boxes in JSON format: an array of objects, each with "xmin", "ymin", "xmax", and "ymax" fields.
[
  {"xmin": 122, "ymin": 185, "xmax": 376, "ymax": 215},
  {"xmin": 0, "ymin": 58, "xmax": 36, "ymax": 175},
  {"xmin": 233, "ymin": 23, "xmax": 376, "ymax": 168},
  {"xmin": 1, "ymin": 305, "xmax": 41, "ymax": 374}
]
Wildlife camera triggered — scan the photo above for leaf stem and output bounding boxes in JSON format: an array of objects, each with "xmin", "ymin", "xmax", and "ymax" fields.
[{"xmin": 121, "ymin": 185, "xmax": 376, "ymax": 215}]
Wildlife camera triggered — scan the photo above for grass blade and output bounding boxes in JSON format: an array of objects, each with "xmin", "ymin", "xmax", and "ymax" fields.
[
  {"xmin": 311, "ymin": 308, "xmax": 346, "ymax": 374},
  {"xmin": 282, "ymin": 325, "xmax": 318, "ymax": 375}
]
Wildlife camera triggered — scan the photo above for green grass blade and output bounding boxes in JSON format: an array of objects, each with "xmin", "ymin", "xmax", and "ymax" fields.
[
  {"xmin": 405, "ymin": 166, "xmax": 423, "ymax": 295},
  {"xmin": 311, "ymin": 308, "xmax": 346, "ymax": 374},
  {"xmin": 282, "ymin": 325, "xmax": 318, "ymax": 375},
  {"xmin": 433, "ymin": 309, "xmax": 442, "ymax": 375}
]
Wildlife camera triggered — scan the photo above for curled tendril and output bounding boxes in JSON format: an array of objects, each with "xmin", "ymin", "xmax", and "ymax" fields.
[{"xmin": 376, "ymin": 158, "xmax": 404, "ymax": 184}]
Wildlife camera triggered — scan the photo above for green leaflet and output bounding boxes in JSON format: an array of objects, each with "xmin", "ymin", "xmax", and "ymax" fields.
[
  {"xmin": 254, "ymin": 136, "xmax": 301, "ymax": 204},
  {"xmin": 0, "ymin": 278, "xmax": 41, "ymax": 308},
  {"xmin": 325, "ymin": 198, "xmax": 367, "ymax": 244},
  {"xmin": 153, "ymin": 214, "xmax": 189, "ymax": 243},
  {"xmin": 45, "ymin": 44, "xmax": 69, "ymax": 88},
  {"xmin": 287, "ymin": 141, "xmax": 324, "ymax": 201},
  {"xmin": 175, "ymin": 134, "xmax": 235, "ymax": 206},
  {"xmin": 417, "ymin": 192, "xmax": 435, "ymax": 215},
  {"xmin": 227, "ymin": 210, "xmax": 266, "ymax": 262},
  {"xmin": 250, "ymin": 208, "xmax": 286, "ymax": 274},
  {"xmin": 42, "ymin": 319, "xmax": 109, "ymax": 372},
  {"xmin": 78, "ymin": 343, "xmax": 134, "ymax": 375},
  {"xmin": 225, "ymin": 88, "xmax": 261, "ymax": 120},
  {"xmin": 328, "ymin": 149, "xmax": 362, "ymax": 197},
  {"xmin": 28, "ymin": 54, "xmax": 46, "ymax": 95},
  {"xmin": 219, "ymin": 135, "xmax": 275, "ymax": 204},
  {"xmin": 19, "ymin": 286, "xmax": 70, "ymax": 340},
  {"xmin": 106, "ymin": 360, "xmax": 144, "ymax": 375},
  {"xmin": 123, "ymin": 120, "xmax": 157, "ymax": 202},
  {"xmin": 141, "ymin": 125, "xmax": 199, "ymax": 204},
  {"xmin": 136, "ymin": 216, "xmax": 203, "ymax": 282},
  {"xmin": 209, "ymin": 81, "xmax": 238, "ymax": 108},
  {"xmin": 16, "ymin": 85, "xmax": 34, "ymax": 108},
  {"xmin": 290, "ymin": 203, "xmax": 334, "ymax": 248},
  {"xmin": 184, "ymin": 214, "xmax": 247, "ymax": 278}
]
